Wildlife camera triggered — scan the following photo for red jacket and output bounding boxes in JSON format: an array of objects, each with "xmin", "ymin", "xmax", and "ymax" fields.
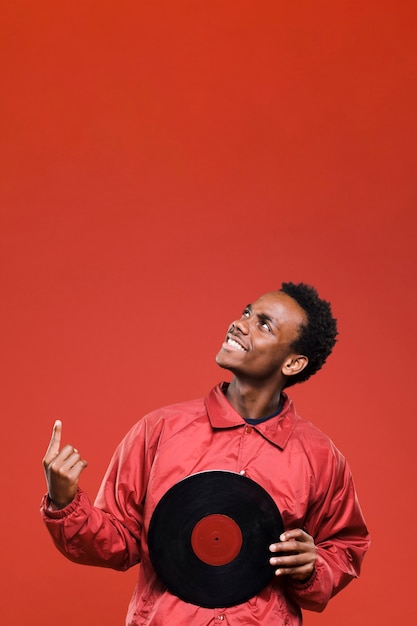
[{"xmin": 41, "ymin": 383, "xmax": 370, "ymax": 625}]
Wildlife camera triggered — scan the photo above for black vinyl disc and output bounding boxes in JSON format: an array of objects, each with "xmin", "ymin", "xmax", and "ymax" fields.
[{"xmin": 148, "ymin": 470, "xmax": 284, "ymax": 608}]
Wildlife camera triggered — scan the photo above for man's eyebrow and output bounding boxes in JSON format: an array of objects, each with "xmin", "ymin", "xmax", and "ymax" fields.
[
  {"xmin": 244, "ymin": 304, "xmax": 277, "ymax": 327},
  {"xmin": 258, "ymin": 312, "xmax": 276, "ymax": 326},
  {"xmin": 257, "ymin": 309, "xmax": 279, "ymax": 328}
]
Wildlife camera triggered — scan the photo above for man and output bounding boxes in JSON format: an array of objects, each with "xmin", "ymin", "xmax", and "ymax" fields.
[{"xmin": 41, "ymin": 282, "xmax": 370, "ymax": 625}]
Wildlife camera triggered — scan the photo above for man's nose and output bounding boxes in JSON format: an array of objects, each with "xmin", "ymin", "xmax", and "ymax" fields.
[{"xmin": 230, "ymin": 318, "xmax": 249, "ymax": 335}]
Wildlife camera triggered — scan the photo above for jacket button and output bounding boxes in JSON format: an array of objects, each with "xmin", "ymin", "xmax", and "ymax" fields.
[
  {"xmin": 245, "ymin": 425, "xmax": 253, "ymax": 434},
  {"xmin": 218, "ymin": 615, "xmax": 225, "ymax": 621}
]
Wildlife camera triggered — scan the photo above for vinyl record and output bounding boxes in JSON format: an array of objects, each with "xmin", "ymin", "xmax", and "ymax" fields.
[{"xmin": 148, "ymin": 470, "xmax": 284, "ymax": 608}]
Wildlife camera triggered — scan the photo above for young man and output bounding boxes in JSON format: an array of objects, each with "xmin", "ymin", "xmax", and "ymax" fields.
[{"xmin": 41, "ymin": 282, "xmax": 370, "ymax": 625}]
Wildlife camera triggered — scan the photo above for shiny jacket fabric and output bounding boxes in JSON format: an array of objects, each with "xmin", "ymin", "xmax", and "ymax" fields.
[{"xmin": 41, "ymin": 383, "xmax": 370, "ymax": 625}]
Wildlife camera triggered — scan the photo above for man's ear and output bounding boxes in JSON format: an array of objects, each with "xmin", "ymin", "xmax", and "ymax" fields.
[{"xmin": 282, "ymin": 355, "xmax": 308, "ymax": 378}]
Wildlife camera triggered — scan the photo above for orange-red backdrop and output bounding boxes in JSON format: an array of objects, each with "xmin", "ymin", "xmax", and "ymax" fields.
[{"xmin": 1, "ymin": 2, "xmax": 416, "ymax": 625}]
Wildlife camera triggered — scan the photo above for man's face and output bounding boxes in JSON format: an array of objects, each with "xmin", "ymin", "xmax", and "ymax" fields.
[{"xmin": 215, "ymin": 291, "xmax": 307, "ymax": 383}]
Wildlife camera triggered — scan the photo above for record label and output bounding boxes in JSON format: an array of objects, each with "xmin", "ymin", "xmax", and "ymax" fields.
[{"xmin": 191, "ymin": 513, "xmax": 243, "ymax": 566}]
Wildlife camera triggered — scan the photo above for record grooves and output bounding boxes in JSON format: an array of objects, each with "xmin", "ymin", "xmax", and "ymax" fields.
[{"xmin": 148, "ymin": 470, "xmax": 284, "ymax": 608}]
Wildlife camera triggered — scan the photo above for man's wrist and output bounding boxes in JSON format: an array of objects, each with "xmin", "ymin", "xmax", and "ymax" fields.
[
  {"xmin": 47, "ymin": 494, "xmax": 73, "ymax": 510},
  {"xmin": 290, "ymin": 567, "xmax": 315, "ymax": 585}
]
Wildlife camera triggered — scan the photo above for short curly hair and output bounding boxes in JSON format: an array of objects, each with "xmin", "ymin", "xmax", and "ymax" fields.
[{"xmin": 279, "ymin": 282, "xmax": 338, "ymax": 387}]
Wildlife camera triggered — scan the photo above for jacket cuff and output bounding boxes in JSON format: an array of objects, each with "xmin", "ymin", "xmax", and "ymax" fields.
[
  {"xmin": 40, "ymin": 488, "xmax": 83, "ymax": 520},
  {"xmin": 284, "ymin": 553, "xmax": 334, "ymax": 612}
]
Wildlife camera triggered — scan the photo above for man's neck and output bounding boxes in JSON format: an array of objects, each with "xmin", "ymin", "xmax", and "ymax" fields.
[{"xmin": 225, "ymin": 377, "xmax": 284, "ymax": 421}]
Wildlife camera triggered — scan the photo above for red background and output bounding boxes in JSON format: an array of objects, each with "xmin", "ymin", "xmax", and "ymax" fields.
[{"xmin": 1, "ymin": 2, "xmax": 416, "ymax": 624}]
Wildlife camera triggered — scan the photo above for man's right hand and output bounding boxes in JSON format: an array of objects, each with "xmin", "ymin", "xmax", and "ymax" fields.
[{"xmin": 42, "ymin": 420, "xmax": 88, "ymax": 509}]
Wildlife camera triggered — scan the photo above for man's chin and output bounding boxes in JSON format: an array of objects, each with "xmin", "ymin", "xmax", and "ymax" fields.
[
  {"xmin": 215, "ymin": 351, "xmax": 232, "ymax": 370},
  {"xmin": 216, "ymin": 351, "xmax": 242, "ymax": 374}
]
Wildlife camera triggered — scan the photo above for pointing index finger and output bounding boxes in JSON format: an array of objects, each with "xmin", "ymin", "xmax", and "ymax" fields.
[{"xmin": 46, "ymin": 419, "xmax": 62, "ymax": 459}]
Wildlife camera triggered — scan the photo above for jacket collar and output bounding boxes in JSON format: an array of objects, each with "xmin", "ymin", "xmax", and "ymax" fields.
[{"xmin": 205, "ymin": 383, "xmax": 299, "ymax": 450}]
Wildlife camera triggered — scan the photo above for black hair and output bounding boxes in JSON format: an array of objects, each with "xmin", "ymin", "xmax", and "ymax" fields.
[{"xmin": 279, "ymin": 282, "xmax": 338, "ymax": 387}]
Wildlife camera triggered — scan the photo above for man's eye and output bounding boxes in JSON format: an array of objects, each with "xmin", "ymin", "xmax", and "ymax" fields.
[
  {"xmin": 261, "ymin": 321, "xmax": 271, "ymax": 331},
  {"xmin": 242, "ymin": 308, "xmax": 250, "ymax": 317}
]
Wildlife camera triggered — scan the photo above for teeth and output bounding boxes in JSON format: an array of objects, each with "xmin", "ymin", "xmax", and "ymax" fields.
[{"xmin": 227, "ymin": 338, "xmax": 246, "ymax": 351}]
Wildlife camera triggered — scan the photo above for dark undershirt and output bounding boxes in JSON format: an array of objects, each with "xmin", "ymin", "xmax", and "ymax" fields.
[
  {"xmin": 221, "ymin": 382, "xmax": 284, "ymax": 425},
  {"xmin": 243, "ymin": 396, "xmax": 285, "ymax": 424}
]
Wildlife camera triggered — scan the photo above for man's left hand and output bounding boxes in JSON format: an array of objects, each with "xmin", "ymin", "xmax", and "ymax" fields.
[{"xmin": 269, "ymin": 528, "xmax": 317, "ymax": 582}]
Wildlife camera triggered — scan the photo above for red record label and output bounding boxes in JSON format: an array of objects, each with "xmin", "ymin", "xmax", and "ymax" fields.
[{"xmin": 191, "ymin": 514, "xmax": 243, "ymax": 565}]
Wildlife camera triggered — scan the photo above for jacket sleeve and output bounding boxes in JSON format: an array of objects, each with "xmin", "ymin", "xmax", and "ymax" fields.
[
  {"xmin": 284, "ymin": 443, "xmax": 370, "ymax": 612},
  {"xmin": 40, "ymin": 417, "xmax": 155, "ymax": 571}
]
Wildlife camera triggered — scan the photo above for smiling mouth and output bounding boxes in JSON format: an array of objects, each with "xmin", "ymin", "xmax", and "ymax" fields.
[{"xmin": 226, "ymin": 336, "xmax": 247, "ymax": 352}]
